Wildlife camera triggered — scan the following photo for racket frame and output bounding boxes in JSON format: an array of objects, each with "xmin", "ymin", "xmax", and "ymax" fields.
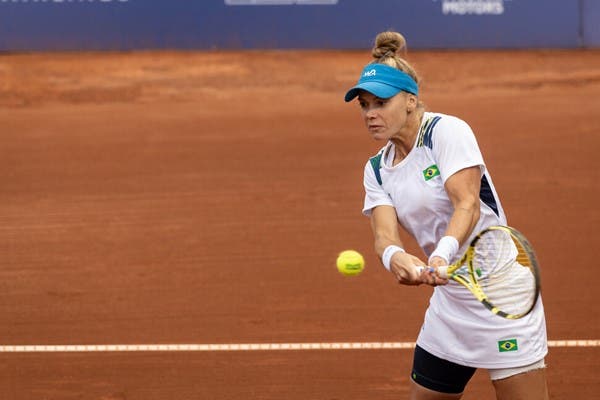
[{"xmin": 443, "ymin": 225, "xmax": 541, "ymax": 319}]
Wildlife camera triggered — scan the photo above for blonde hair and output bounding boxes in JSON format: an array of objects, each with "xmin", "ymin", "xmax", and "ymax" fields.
[{"xmin": 370, "ymin": 31, "xmax": 420, "ymax": 86}]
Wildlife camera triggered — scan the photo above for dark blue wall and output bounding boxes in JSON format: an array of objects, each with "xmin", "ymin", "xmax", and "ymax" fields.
[
  {"xmin": 582, "ymin": 0, "xmax": 600, "ymax": 47},
  {"xmin": 0, "ymin": 0, "xmax": 595, "ymax": 51}
]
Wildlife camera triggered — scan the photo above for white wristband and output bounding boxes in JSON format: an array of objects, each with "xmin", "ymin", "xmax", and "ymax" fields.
[
  {"xmin": 428, "ymin": 236, "xmax": 459, "ymax": 265},
  {"xmin": 382, "ymin": 245, "xmax": 405, "ymax": 271}
]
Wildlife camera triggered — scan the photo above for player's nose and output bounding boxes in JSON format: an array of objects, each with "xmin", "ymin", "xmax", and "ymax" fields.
[{"xmin": 365, "ymin": 108, "xmax": 378, "ymax": 119}]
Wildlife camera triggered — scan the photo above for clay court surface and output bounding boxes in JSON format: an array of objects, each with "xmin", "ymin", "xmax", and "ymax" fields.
[{"xmin": 1, "ymin": 49, "xmax": 599, "ymax": 399}]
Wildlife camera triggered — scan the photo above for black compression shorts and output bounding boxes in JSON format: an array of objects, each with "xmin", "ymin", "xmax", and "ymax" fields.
[{"xmin": 411, "ymin": 345, "xmax": 477, "ymax": 394}]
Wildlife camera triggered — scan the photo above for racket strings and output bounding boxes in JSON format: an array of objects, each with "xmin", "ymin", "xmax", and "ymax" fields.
[{"xmin": 472, "ymin": 230, "xmax": 537, "ymax": 317}]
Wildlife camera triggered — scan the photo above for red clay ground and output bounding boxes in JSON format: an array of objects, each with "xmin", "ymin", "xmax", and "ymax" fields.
[{"xmin": 0, "ymin": 49, "xmax": 599, "ymax": 399}]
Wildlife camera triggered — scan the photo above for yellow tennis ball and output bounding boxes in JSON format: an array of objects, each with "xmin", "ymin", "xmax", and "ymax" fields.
[{"xmin": 336, "ymin": 250, "xmax": 365, "ymax": 276}]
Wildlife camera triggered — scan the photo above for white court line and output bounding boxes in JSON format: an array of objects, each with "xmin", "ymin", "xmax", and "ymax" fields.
[{"xmin": 0, "ymin": 340, "xmax": 598, "ymax": 353}]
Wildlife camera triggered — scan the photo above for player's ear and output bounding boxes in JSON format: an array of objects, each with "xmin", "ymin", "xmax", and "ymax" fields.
[{"xmin": 406, "ymin": 93, "xmax": 418, "ymax": 113}]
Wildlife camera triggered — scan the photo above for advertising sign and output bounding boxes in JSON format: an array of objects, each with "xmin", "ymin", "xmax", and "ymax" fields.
[{"xmin": 0, "ymin": 0, "xmax": 589, "ymax": 51}]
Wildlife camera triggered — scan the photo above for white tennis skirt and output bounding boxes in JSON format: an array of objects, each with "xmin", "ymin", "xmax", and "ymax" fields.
[{"xmin": 415, "ymin": 282, "xmax": 548, "ymax": 369}]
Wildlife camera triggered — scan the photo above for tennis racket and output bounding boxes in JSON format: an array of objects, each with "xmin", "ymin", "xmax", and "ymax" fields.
[{"xmin": 418, "ymin": 225, "xmax": 541, "ymax": 319}]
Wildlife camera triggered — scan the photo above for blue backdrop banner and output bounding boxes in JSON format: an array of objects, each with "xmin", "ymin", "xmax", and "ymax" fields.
[
  {"xmin": 0, "ymin": 0, "xmax": 593, "ymax": 51},
  {"xmin": 582, "ymin": 0, "xmax": 600, "ymax": 47}
]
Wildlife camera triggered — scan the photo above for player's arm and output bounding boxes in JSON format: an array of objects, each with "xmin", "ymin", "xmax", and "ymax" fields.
[
  {"xmin": 370, "ymin": 205, "xmax": 445, "ymax": 286},
  {"xmin": 429, "ymin": 166, "xmax": 482, "ymax": 268}
]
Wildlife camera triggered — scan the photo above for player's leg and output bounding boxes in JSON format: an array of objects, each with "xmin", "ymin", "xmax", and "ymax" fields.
[
  {"xmin": 490, "ymin": 360, "xmax": 549, "ymax": 400},
  {"xmin": 410, "ymin": 345, "xmax": 476, "ymax": 400}
]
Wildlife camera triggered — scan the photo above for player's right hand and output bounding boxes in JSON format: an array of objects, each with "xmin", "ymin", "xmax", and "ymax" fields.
[{"xmin": 389, "ymin": 252, "xmax": 427, "ymax": 286}]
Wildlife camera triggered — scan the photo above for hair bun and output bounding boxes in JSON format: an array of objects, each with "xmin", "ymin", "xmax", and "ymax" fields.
[{"xmin": 371, "ymin": 31, "xmax": 408, "ymax": 60}]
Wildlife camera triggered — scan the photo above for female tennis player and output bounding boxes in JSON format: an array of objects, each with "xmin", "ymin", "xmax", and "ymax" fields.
[{"xmin": 345, "ymin": 31, "xmax": 549, "ymax": 399}]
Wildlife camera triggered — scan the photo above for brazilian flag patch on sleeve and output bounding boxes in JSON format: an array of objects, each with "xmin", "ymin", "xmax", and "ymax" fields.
[
  {"xmin": 422, "ymin": 164, "xmax": 440, "ymax": 181},
  {"xmin": 498, "ymin": 339, "xmax": 519, "ymax": 352}
]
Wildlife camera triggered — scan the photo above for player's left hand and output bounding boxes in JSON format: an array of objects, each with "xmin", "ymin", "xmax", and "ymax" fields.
[{"xmin": 426, "ymin": 256, "xmax": 450, "ymax": 285}]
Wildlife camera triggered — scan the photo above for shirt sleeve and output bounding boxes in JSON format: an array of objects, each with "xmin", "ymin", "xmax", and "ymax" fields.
[
  {"xmin": 362, "ymin": 159, "xmax": 394, "ymax": 216},
  {"xmin": 431, "ymin": 116, "xmax": 486, "ymax": 183}
]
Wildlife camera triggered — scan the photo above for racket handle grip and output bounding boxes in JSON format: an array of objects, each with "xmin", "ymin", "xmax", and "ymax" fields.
[
  {"xmin": 415, "ymin": 265, "xmax": 449, "ymax": 279},
  {"xmin": 437, "ymin": 266, "xmax": 449, "ymax": 279}
]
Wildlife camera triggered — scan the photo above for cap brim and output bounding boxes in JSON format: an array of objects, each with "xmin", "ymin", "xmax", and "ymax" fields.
[{"xmin": 344, "ymin": 82, "xmax": 402, "ymax": 102}]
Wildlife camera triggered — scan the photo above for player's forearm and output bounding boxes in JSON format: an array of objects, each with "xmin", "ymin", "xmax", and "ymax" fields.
[
  {"xmin": 442, "ymin": 165, "xmax": 482, "ymax": 246},
  {"xmin": 429, "ymin": 200, "xmax": 479, "ymax": 265},
  {"xmin": 373, "ymin": 231, "xmax": 403, "ymax": 258},
  {"xmin": 371, "ymin": 221, "xmax": 406, "ymax": 272},
  {"xmin": 445, "ymin": 202, "xmax": 480, "ymax": 245},
  {"xmin": 370, "ymin": 208, "xmax": 404, "ymax": 257}
]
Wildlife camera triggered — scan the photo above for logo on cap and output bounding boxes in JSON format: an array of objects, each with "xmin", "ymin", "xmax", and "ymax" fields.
[{"xmin": 363, "ymin": 69, "xmax": 377, "ymax": 77}]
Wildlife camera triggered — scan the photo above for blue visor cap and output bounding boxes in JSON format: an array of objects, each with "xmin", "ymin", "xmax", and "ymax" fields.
[{"xmin": 344, "ymin": 63, "xmax": 419, "ymax": 102}]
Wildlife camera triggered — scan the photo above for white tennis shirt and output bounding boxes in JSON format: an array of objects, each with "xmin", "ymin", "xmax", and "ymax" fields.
[{"xmin": 362, "ymin": 112, "xmax": 547, "ymax": 369}]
